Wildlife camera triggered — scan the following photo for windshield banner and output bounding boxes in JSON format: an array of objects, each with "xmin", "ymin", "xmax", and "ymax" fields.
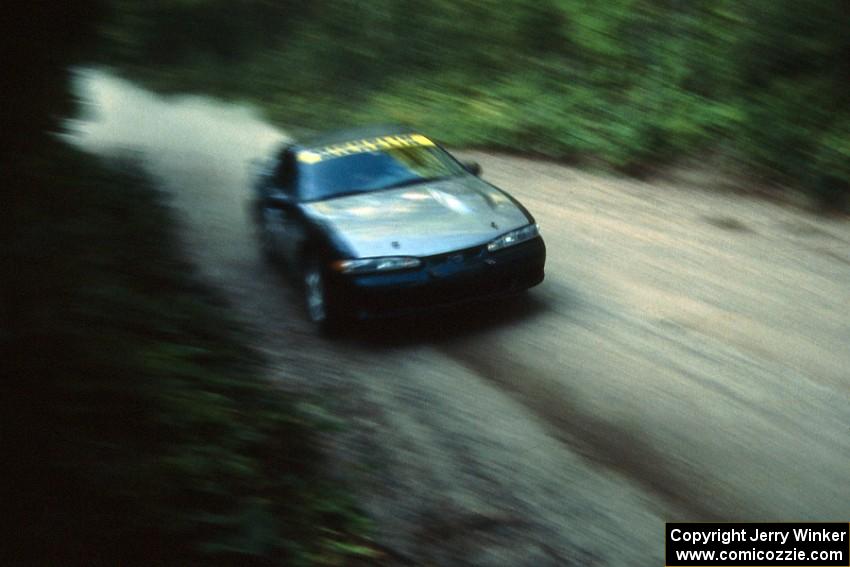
[{"xmin": 298, "ymin": 133, "xmax": 434, "ymax": 164}]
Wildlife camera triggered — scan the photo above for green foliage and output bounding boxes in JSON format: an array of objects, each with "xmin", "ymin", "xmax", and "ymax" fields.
[
  {"xmin": 97, "ymin": 0, "xmax": 850, "ymax": 209},
  {"xmin": 2, "ymin": 144, "xmax": 368, "ymax": 565},
  {"xmin": 2, "ymin": 1, "xmax": 106, "ymax": 156}
]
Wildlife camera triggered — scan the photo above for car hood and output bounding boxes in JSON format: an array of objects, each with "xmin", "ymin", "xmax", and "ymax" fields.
[{"xmin": 303, "ymin": 175, "xmax": 530, "ymax": 258}]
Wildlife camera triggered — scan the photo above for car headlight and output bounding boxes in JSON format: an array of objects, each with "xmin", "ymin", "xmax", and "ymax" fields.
[
  {"xmin": 331, "ymin": 256, "xmax": 422, "ymax": 274},
  {"xmin": 487, "ymin": 223, "xmax": 539, "ymax": 252}
]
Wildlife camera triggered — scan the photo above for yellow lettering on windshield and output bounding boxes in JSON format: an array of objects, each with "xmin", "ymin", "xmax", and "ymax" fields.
[
  {"xmin": 297, "ymin": 151, "xmax": 322, "ymax": 164},
  {"xmin": 296, "ymin": 133, "xmax": 435, "ymax": 164},
  {"xmin": 410, "ymin": 134, "xmax": 435, "ymax": 146}
]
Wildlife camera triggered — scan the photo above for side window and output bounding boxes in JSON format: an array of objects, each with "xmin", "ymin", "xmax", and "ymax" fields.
[{"xmin": 273, "ymin": 150, "xmax": 296, "ymax": 193}]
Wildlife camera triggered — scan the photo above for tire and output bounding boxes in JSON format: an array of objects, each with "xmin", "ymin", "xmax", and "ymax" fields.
[{"xmin": 301, "ymin": 254, "xmax": 340, "ymax": 335}]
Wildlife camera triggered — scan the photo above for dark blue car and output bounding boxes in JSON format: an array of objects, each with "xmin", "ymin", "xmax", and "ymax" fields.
[{"xmin": 249, "ymin": 124, "xmax": 545, "ymax": 332}]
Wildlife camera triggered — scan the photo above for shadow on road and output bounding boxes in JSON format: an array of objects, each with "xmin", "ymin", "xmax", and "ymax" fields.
[{"xmin": 341, "ymin": 292, "xmax": 553, "ymax": 348}]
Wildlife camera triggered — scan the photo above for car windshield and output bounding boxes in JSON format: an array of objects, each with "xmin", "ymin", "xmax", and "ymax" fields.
[{"xmin": 297, "ymin": 143, "xmax": 467, "ymax": 202}]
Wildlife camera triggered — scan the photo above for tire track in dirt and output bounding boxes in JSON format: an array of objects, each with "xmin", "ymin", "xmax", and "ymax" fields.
[{"xmin": 437, "ymin": 340, "xmax": 724, "ymax": 522}]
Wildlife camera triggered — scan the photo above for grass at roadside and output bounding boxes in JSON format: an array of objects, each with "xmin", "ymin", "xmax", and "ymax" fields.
[
  {"xmin": 100, "ymin": 0, "xmax": 849, "ymax": 212},
  {"xmin": 2, "ymin": 141, "xmax": 375, "ymax": 565}
]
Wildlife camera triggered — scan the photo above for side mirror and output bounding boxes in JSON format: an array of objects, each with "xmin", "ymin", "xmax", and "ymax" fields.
[{"xmin": 462, "ymin": 160, "xmax": 482, "ymax": 176}]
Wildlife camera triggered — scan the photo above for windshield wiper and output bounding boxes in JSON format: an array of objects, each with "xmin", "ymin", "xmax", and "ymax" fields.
[
  {"xmin": 380, "ymin": 174, "xmax": 455, "ymax": 191},
  {"xmin": 321, "ymin": 189, "xmax": 371, "ymax": 201}
]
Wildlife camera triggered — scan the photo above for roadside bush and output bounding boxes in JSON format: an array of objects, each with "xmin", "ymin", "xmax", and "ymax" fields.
[
  {"xmin": 2, "ymin": 142, "xmax": 369, "ymax": 565},
  {"xmin": 97, "ymin": 0, "xmax": 850, "ymax": 211}
]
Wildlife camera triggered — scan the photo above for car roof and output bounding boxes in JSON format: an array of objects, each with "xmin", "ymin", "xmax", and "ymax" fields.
[{"xmin": 296, "ymin": 123, "xmax": 417, "ymax": 151}]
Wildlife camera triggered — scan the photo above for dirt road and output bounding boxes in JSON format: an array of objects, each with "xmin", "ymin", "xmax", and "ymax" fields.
[{"xmin": 74, "ymin": 71, "xmax": 850, "ymax": 566}]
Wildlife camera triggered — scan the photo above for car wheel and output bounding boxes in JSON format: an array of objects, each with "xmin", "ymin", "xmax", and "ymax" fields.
[{"xmin": 302, "ymin": 255, "xmax": 339, "ymax": 334}]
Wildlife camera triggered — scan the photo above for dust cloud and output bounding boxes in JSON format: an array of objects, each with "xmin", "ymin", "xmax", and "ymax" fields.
[{"xmin": 69, "ymin": 68, "xmax": 285, "ymax": 170}]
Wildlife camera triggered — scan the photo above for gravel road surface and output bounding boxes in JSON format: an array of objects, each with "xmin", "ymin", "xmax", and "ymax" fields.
[{"xmin": 74, "ymin": 71, "xmax": 850, "ymax": 566}]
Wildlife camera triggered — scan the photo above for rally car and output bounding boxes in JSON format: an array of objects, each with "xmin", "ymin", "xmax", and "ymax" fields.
[{"xmin": 249, "ymin": 124, "xmax": 545, "ymax": 331}]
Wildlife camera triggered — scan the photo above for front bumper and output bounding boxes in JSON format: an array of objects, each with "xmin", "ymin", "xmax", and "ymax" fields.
[{"xmin": 326, "ymin": 236, "xmax": 546, "ymax": 320}]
